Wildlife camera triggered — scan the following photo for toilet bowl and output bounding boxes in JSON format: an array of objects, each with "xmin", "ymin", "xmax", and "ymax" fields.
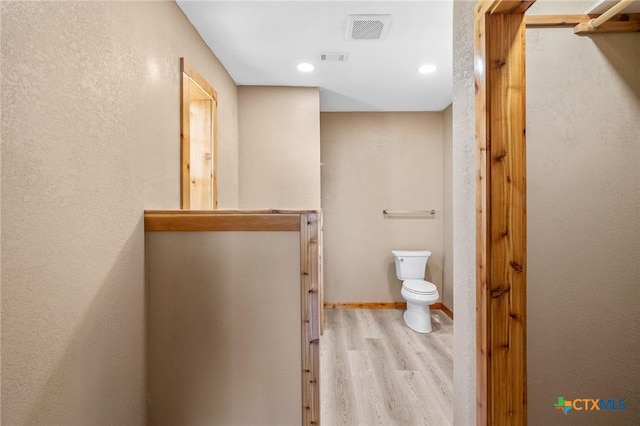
[{"xmin": 392, "ymin": 250, "xmax": 440, "ymax": 334}]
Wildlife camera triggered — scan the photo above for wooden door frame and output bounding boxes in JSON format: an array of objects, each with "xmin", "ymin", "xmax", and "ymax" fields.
[
  {"xmin": 474, "ymin": 1, "xmax": 535, "ymax": 424},
  {"xmin": 180, "ymin": 58, "xmax": 219, "ymax": 210},
  {"xmin": 474, "ymin": 3, "xmax": 640, "ymax": 424}
]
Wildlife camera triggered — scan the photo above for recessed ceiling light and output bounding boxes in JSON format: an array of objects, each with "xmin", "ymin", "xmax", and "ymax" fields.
[
  {"xmin": 297, "ymin": 63, "xmax": 315, "ymax": 72},
  {"xmin": 418, "ymin": 64, "xmax": 437, "ymax": 74}
]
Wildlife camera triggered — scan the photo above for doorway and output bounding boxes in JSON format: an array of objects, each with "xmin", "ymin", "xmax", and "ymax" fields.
[{"xmin": 180, "ymin": 58, "xmax": 218, "ymax": 210}]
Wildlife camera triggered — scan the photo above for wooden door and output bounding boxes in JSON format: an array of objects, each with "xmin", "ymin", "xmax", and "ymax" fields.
[
  {"xmin": 180, "ymin": 58, "xmax": 218, "ymax": 210},
  {"xmin": 188, "ymin": 91, "xmax": 214, "ymax": 209}
]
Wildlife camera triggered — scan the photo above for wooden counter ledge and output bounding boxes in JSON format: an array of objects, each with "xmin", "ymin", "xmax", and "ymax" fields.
[{"xmin": 143, "ymin": 210, "xmax": 319, "ymax": 232}]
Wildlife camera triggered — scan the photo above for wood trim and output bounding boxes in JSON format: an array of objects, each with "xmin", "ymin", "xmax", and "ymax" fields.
[
  {"xmin": 146, "ymin": 209, "xmax": 319, "ymax": 214},
  {"xmin": 300, "ymin": 213, "xmax": 321, "ymax": 426},
  {"xmin": 180, "ymin": 58, "xmax": 218, "ymax": 210},
  {"xmin": 438, "ymin": 303, "xmax": 454, "ymax": 320},
  {"xmin": 474, "ymin": 12, "xmax": 490, "ymax": 424},
  {"xmin": 212, "ymin": 94, "xmax": 218, "ymax": 209},
  {"xmin": 180, "ymin": 71, "xmax": 191, "ymax": 209},
  {"xmin": 476, "ymin": 1, "xmax": 535, "ymax": 18},
  {"xmin": 526, "ymin": 14, "xmax": 589, "ymax": 26},
  {"xmin": 180, "ymin": 58, "xmax": 218, "ymax": 102},
  {"xmin": 324, "ymin": 302, "xmax": 407, "ymax": 309},
  {"xmin": 525, "ymin": 13, "xmax": 640, "ymax": 28},
  {"xmin": 574, "ymin": 19, "xmax": 640, "ymax": 34},
  {"xmin": 475, "ymin": 6, "xmax": 528, "ymax": 426},
  {"xmin": 144, "ymin": 211, "xmax": 301, "ymax": 232},
  {"xmin": 323, "ymin": 301, "xmax": 453, "ymax": 318},
  {"xmin": 318, "ymin": 213, "xmax": 325, "ymax": 335}
]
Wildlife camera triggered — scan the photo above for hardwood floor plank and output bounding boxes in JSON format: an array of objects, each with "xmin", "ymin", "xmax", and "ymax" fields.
[
  {"xmin": 356, "ymin": 310, "xmax": 387, "ymax": 339},
  {"xmin": 348, "ymin": 349, "xmax": 394, "ymax": 425},
  {"xmin": 321, "ymin": 311, "xmax": 358, "ymax": 426},
  {"xmin": 363, "ymin": 338, "xmax": 420, "ymax": 425},
  {"xmin": 397, "ymin": 369, "xmax": 451, "ymax": 426},
  {"xmin": 321, "ymin": 309, "xmax": 453, "ymax": 426}
]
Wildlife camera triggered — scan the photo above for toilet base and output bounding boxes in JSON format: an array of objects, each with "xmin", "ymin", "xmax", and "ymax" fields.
[{"xmin": 403, "ymin": 302, "xmax": 433, "ymax": 334}]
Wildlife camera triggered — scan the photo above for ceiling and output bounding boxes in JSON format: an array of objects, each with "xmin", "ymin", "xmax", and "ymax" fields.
[
  {"xmin": 587, "ymin": 0, "xmax": 640, "ymax": 13},
  {"xmin": 177, "ymin": 1, "xmax": 453, "ymax": 112}
]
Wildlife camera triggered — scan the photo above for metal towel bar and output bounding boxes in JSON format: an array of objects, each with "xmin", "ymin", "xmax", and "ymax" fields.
[{"xmin": 383, "ymin": 209, "xmax": 436, "ymax": 216}]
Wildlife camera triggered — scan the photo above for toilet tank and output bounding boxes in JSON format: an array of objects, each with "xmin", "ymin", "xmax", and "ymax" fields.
[{"xmin": 391, "ymin": 250, "xmax": 431, "ymax": 280}]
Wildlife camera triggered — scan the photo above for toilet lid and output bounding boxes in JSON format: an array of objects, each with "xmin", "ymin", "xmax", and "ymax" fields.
[{"xmin": 403, "ymin": 280, "xmax": 438, "ymax": 295}]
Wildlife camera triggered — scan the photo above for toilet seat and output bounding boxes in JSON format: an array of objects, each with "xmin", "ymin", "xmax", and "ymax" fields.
[{"xmin": 403, "ymin": 279, "xmax": 438, "ymax": 295}]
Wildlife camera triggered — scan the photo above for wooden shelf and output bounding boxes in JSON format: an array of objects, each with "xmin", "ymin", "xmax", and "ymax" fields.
[
  {"xmin": 525, "ymin": 13, "xmax": 640, "ymax": 33},
  {"xmin": 526, "ymin": 14, "xmax": 590, "ymax": 26}
]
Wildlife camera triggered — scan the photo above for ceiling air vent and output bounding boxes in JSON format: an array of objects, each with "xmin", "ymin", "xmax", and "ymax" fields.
[
  {"xmin": 319, "ymin": 52, "xmax": 350, "ymax": 62},
  {"xmin": 347, "ymin": 14, "xmax": 391, "ymax": 40}
]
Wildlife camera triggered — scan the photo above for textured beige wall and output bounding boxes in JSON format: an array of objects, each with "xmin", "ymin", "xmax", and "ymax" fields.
[
  {"xmin": 238, "ymin": 86, "xmax": 321, "ymax": 210},
  {"xmin": 1, "ymin": 2, "xmax": 238, "ymax": 424},
  {"xmin": 321, "ymin": 112, "xmax": 443, "ymax": 303},
  {"xmin": 452, "ymin": 1, "xmax": 477, "ymax": 425},
  {"xmin": 146, "ymin": 231, "xmax": 301, "ymax": 426},
  {"xmin": 442, "ymin": 104, "xmax": 453, "ymax": 310},
  {"xmin": 526, "ymin": 2, "xmax": 640, "ymax": 424}
]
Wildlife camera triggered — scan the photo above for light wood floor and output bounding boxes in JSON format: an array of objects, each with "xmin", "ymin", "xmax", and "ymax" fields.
[{"xmin": 321, "ymin": 309, "xmax": 453, "ymax": 426}]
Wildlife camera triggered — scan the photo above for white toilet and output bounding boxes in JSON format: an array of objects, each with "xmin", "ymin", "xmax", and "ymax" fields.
[{"xmin": 391, "ymin": 250, "xmax": 439, "ymax": 333}]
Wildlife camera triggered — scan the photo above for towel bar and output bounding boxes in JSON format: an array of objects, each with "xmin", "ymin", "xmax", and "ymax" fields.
[{"xmin": 383, "ymin": 209, "xmax": 436, "ymax": 216}]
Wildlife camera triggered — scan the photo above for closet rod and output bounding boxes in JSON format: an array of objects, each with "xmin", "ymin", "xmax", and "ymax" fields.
[{"xmin": 589, "ymin": 0, "xmax": 634, "ymax": 28}]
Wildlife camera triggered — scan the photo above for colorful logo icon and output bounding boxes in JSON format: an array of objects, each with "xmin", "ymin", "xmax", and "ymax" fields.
[
  {"xmin": 554, "ymin": 397, "xmax": 626, "ymax": 415},
  {"xmin": 554, "ymin": 397, "xmax": 572, "ymax": 414}
]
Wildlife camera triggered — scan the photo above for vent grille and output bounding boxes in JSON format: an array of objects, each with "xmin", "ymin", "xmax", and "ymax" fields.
[
  {"xmin": 319, "ymin": 52, "xmax": 349, "ymax": 62},
  {"xmin": 352, "ymin": 19, "xmax": 384, "ymax": 39},
  {"xmin": 347, "ymin": 14, "xmax": 391, "ymax": 40}
]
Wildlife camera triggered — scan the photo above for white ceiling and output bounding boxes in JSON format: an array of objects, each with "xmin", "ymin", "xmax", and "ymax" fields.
[
  {"xmin": 587, "ymin": 0, "xmax": 640, "ymax": 13},
  {"xmin": 177, "ymin": 1, "xmax": 453, "ymax": 112}
]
